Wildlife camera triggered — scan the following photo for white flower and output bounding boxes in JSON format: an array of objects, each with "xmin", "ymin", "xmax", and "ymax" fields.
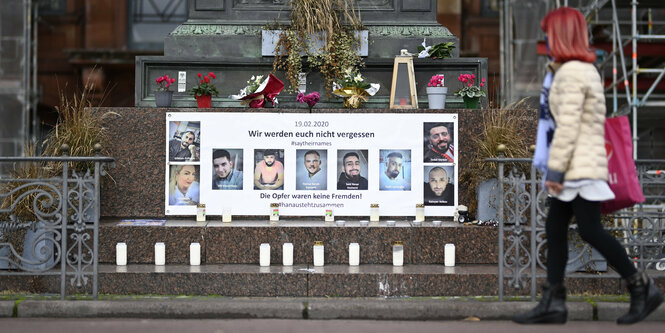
[
  {"xmin": 354, "ymin": 74, "xmax": 363, "ymax": 83},
  {"xmin": 251, "ymin": 76, "xmax": 255, "ymax": 80}
]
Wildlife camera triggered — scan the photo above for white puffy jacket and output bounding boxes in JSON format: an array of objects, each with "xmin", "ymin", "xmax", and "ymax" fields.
[{"xmin": 546, "ymin": 60, "xmax": 608, "ymax": 183}]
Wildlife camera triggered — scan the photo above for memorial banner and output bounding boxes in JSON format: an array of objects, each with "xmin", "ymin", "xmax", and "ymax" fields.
[{"xmin": 165, "ymin": 112, "xmax": 458, "ymax": 217}]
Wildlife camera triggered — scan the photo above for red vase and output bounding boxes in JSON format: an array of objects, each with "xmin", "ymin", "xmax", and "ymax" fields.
[{"xmin": 196, "ymin": 95, "xmax": 212, "ymax": 108}]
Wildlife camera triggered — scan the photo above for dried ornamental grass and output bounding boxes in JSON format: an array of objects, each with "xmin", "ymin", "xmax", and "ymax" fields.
[{"xmin": 459, "ymin": 100, "xmax": 535, "ymax": 217}]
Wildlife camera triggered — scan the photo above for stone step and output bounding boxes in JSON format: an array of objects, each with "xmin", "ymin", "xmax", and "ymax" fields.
[
  {"xmin": 4, "ymin": 264, "xmax": 661, "ymax": 297},
  {"xmin": 99, "ymin": 220, "xmax": 499, "ymax": 265}
]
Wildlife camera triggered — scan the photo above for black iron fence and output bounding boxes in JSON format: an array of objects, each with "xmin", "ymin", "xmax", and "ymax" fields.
[
  {"xmin": 489, "ymin": 151, "xmax": 665, "ymax": 301},
  {"xmin": 0, "ymin": 146, "xmax": 113, "ymax": 299}
]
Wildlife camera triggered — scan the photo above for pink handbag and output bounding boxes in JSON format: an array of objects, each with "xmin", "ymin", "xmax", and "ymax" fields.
[{"xmin": 600, "ymin": 115, "xmax": 645, "ymax": 214}]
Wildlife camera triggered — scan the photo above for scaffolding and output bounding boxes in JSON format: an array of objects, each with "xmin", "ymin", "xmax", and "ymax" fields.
[
  {"xmin": 0, "ymin": 0, "xmax": 38, "ymax": 159},
  {"xmin": 501, "ymin": 0, "xmax": 665, "ymax": 158}
]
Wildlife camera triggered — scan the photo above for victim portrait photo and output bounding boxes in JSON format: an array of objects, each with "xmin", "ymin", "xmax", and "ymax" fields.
[
  {"xmin": 296, "ymin": 149, "xmax": 327, "ymax": 190},
  {"xmin": 212, "ymin": 148, "xmax": 243, "ymax": 190},
  {"xmin": 169, "ymin": 164, "xmax": 200, "ymax": 206},
  {"xmin": 253, "ymin": 148, "xmax": 285, "ymax": 190},
  {"xmin": 336, "ymin": 149, "xmax": 369, "ymax": 190},
  {"xmin": 168, "ymin": 121, "xmax": 201, "ymax": 162},
  {"xmin": 423, "ymin": 122, "xmax": 455, "ymax": 163},
  {"xmin": 379, "ymin": 149, "xmax": 411, "ymax": 191},
  {"xmin": 423, "ymin": 165, "xmax": 455, "ymax": 206}
]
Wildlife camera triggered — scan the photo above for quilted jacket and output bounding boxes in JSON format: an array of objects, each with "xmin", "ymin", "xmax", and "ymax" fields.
[{"xmin": 546, "ymin": 60, "xmax": 608, "ymax": 183}]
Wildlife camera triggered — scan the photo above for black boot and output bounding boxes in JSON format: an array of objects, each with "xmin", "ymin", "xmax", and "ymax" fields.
[
  {"xmin": 513, "ymin": 282, "xmax": 567, "ymax": 324},
  {"xmin": 617, "ymin": 271, "xmax": 664, "ymax": 324}
]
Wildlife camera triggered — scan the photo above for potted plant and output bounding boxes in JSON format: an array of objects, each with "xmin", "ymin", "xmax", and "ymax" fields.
[
  {"xmin": 296, "ymin": 91, "xmax": 320, "ymax": 113},
  {"xmin": 190, "ymin": 72, "xmax": 219, "ymax": 108},
  {"xmin": 272, "ymin": 0, "xmax": 364, "ymax": 95},
  {"xmin": 426, "ymin": 74, "xmax": 447, "ymax": 109},
  {"xmin": 454, "ymin": 74, "xmax": 487, "ymax": 109},
  {"xmin": 155, "ymin": 75, "xmax": 176, "ymax": 107}
]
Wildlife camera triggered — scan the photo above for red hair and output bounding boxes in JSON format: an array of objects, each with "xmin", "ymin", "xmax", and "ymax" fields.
[{"xmin": 541, "ymin": 7, "xmax": 596, "ymax": 63}]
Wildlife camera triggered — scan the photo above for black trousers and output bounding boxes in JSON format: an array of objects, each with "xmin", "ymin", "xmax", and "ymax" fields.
[{"xmin": 546, "ymin": 196, "xmax": 637, "ymax": 285}]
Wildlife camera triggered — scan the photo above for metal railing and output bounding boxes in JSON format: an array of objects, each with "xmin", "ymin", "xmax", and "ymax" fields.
[
  {"xmin": 490, "ymin": 151, "xmax": 665, "ymax": 300},
  {"xmin": 0, "ymin": 145, "xmax": 113, "ymax": 300}
]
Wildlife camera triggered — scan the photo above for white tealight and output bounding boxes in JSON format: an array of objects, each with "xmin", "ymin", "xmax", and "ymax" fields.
[
  {"xmin": 444, "ymin": 243, "xmax": 456, "ymax": 267},
  {"xmin": 260, "ymin": 243, "xmax": 271, "ymax": 267},
  {"xmin": 154, "ymin": 242, "xmax": 165, "ymax": 266},
  {"xmin": 190, "ymin": 242, "xmax": 201, "ymax": 266},
  {"xmin": 392, "ymin": 242, "xmax": 404, "ymax": 266},
  {"xmin": 283, "ymin": 243, "xmax": 293, "ymax": 266},
  {"xmin": 349, "ymin": 243, "xmax": 360, "ymax": 266},
  {"xmin": 116, "ymin": 242, "xmax": 127, "ymax": 266},
  {"xmin": 222, "ymin": 208, "xmax": 232, "ymax": 223}
]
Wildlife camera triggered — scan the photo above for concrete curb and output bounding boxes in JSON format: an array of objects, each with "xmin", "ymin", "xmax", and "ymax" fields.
[
  {"xmin": 0, "ymin": 301, "xmax": 14, "ymax": 317},
  {"xmin": 596, "ymin": 301, "xmax": 665, "ymax": 322},
  {"xmin": 17, "ymin": 300, "xmax": 304, "ymax": 319},
  {"xmin": 307, "ymin": 300, "xmax": 593, "ymax": 321}
]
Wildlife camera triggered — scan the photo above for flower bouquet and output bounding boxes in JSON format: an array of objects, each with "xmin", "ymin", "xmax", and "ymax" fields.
[
  {"xmin": 231, "ymin": 74, "xmax": 285, "ymax": 108},
  {"xmin": 296, "ymin": 91, "xmax": 320, "ymax": 112},
  {"xmin": 190, "ymin": 72, "xmax": 219, "ymax": 108},
  {"xmin": 417, "ymin": 38, "xmax": 455, "ymax": 59},
  {"xmin": 332, "ymin": 68, "xmax": 380, "ymax": 108}
]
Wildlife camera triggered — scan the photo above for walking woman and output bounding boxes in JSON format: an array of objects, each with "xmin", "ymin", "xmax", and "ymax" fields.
[{"xmin": 513, "ymin": 7, "xmax": 663, "ymax": 324}]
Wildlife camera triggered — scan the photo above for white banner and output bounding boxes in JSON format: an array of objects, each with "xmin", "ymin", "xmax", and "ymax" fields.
[{"xmin": 165, "ymin": 112, "xmax": 458, "ymax": 217}]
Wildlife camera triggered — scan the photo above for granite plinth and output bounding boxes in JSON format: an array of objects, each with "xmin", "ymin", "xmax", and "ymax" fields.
[
  {"xmin": 3, "ymin": 264, "xmax": 662, "ymax": 297},
  {"xmin": 99, "ymin": 108, "xmax": 537, "ymax": 218},
  {"xmin": 97, "ymin": 220, "xmax": 498, "ymax": 265}
]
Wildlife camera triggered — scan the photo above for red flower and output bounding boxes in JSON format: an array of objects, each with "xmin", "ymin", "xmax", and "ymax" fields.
[
  {"xmin": 197, "ymin": 73, "xmax": 202, "ymax": 78},
  {"xmin": 208, "ymin": 72, "xmax": 216, "ymax": 79},
  {"xmin": 204, "ymin": 76, "xmax": 210, "ymax": 83}
]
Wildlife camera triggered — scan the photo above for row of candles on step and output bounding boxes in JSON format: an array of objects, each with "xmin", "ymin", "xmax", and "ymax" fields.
[{"xmin": 115, "ymin": 242, "xmax": 456, "ymax": 267}]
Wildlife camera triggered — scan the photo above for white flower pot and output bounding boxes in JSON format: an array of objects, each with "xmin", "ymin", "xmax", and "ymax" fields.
[{"xmin": 426, "ymin": 86, "xmax": 448, "ymax": 109}]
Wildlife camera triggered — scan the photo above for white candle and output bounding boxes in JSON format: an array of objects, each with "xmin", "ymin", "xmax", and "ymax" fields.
[
  {"xmin": 222, "ymin": 208, "xmax": 232, "ymax": 223},
  {"xmin": 386, "ymin": 220, "xmax": 396, "ymax": 227},
  {"xmin": 260, "ymin": 243, "xmax": 270, "ymax": 267},
  {"xmin": 444, "ymin": 243, "xmax": 455, "ymax": 267},
  {"xmin": 370, "ymin": 204, "xmax": 380, "ymax": 222},
  {"xmin": 324, "ymin": 209, "xmax": 334, "ymax": 222},
  {"xmin": 116, "ymin": 242, "xmax": 127, "ymax": 266},
  {"xmin": 270, "ymin": 203, "xmax": 279, "ymax": 223},
  {"xmin": 349, "ymin": 243, "xmax": 360, "ymax": 266},
  {"xmin": 283, "ymin": 243, "xmax": 293, "ymax": 266},
  {"xmin": 196, "ymin": 204, "xmax": 206, "ymax": 222},
  {"xmin": 415, "ymin": 204, "xmax": 425, "ymax": 222},
  {"xmin": 154, "ymin": 242, "xmax": 165, "ymax": 266},
  {"xmin": 313, "ymin": 241, "xmax": 324, "ymax": 266},
  {"xmin": 190, "ymin": 242, "xmax": 201, "ymax": 266},
  {"xmin": 392, "ymin": 241, "xmax": 404, "ymax": 266}
]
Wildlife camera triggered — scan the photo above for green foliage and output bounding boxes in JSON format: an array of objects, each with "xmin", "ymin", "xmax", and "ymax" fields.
[
  {"xmin": 272, "ymin": 0, "xmax": 364, "ymax": 95},
  {"xmin": 418, "ymin": 42, "xmax": 455, "ymax": 59}
]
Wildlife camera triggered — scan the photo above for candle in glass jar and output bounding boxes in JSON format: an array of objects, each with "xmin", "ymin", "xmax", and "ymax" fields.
[
  {"xmin": 222, "ymin": 207, "xmax": 232, "ymax": 223},
  {"xmin": 415, "ymin": 203, "xmax": 425, "ymax": 222},
  {"xmin": 116, "ymin": 242, "xmax": 127, "ymax": 266},
  {"xmin": 444, "ymin": 243, "xmax": 455, "ymax": 267},
  {"xmin": 313, "ymin": 241, "xmax": 324, "ymax": 266},
  {"xmin": 370, "ymin": 204, "xmax": 380, "ymax": 223},
  {"xmin": 270, "ymin": 203, "xmax": 279, "ymax": 224},
  {"xmin": 260, "ymin": 243, "xmax": 271, "ymax": 267},
  {"xmin": 324, "ymin": 209, "xmax": 334, "ymax": 223},
  {"xmin": 190, "ymin": 242, "xmax": 201, "ymax": 266},
  {"xmin": 154, "ymin": 242, "xmax": 165, "ymax": 266},
  {"xmin": 283, "ymin": 243, "xmax": 293, "ymax": 266},
  {"xmin": 196, "ymin": 204, "xmax": 206, "ymax": 222},
  {"xmin": 392, "ymin": 241, "xmax": 404, "ymax": 266},
  {"xmin": 349, "ymin": 243, "xmax": 360, "ymax": 266}
]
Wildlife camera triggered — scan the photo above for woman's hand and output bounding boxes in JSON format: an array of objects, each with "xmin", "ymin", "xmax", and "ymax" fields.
[{"xmin": 545, "ymin": 180, "xmax": 563, "ymax": 195}]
